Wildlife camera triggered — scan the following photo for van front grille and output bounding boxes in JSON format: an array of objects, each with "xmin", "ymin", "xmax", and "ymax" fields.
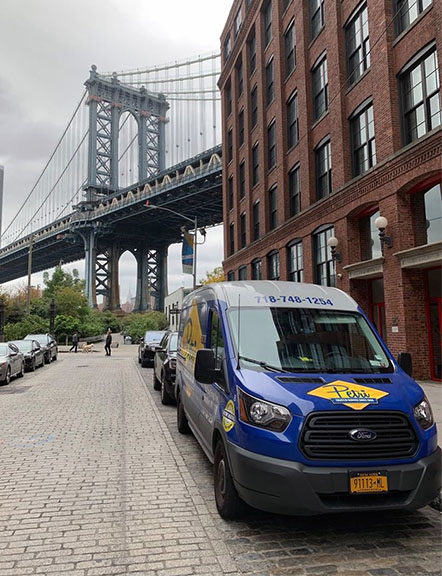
[{"xmin": 300, "ymin": 411, "xmax": 418, "ymax": 461}]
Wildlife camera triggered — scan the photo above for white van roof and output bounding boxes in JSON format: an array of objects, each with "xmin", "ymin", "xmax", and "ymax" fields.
[{"xmin": 200, "ymin": 281, "xmax": 358, "ymax": 311}]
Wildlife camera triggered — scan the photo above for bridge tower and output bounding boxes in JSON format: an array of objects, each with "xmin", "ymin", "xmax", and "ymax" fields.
[{"xmin": 76, "ymin": 66, "xmax": 170, "ymax": 311}]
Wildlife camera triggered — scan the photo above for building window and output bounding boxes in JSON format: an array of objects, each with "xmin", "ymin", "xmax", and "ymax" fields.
[
  {"xmin": 240, "ymin": 212, "xmax": 246, "ymax": 248},
  {"xmin": 360, "ymin": 209, "xmax": 382, "ymax": 260},
  {"xmin": 266, "ymin": 58, "xmax": 274, "ymax": 106},
  {"xmin": 269, "ymin": 186, "xmax": 278, "ymax": 230},
  {"xmin": 400, "ymin": 45, "xmax": 440, "ymax": 145},
  {"xmin": 238, "ymin": 266, "xmax": 247, "ymax": 280},
  {"xmin": 239, "ymin": 160, "xmax": 246, "ymax": 199},
  {"xmin": 236, "ymin": 57, "xmax": 243, "ymax": 97},
  {"xmin": 370, "ymin": 279, "xmax": 386, "ymax": 341},
  {"xmin": 263, "ymin": 0, "xmax": 272, "ymax": 47},
  {"xmin": 268, "ymin": 251, "xmax": 280, "ymax": 280},
  {"xmin": 310, "ymin": 0, "xmax": 325, "ymax": 41},
  {"xmin": 252, "ymin": 259, "xmax": 262, "ymax": 280},
  {"xmin": 267, "ymin": 121, "xmax": 276, "ymax": 170},
  {"xmin": 229, "ymin": 223, "xmax": 235, "ymax": 256},
  {"xmin": 284, "ymin": 20, "xmax": 296, "ymax": 78},
  {"xmin": 351, "ymin": 102, "xmax": 376, "ymax": 177},
  {"xmin": 248, "ymin": 27, "xmax": 256, "ymax": 75},
  {"xmin": 346, "ymin": 3, "xmax": 370, "ymax": 86},
  {"xmin": 283, "ymin": 0, "xmax": 292, "ymax": 12},
  {"xmin": 289, "ymin": 165, "xmax": 300, "ymax": 217},
  {"xmin": 396, "ymin": 0, "xmax": 432, "ymax": 36},
  {"xmin": 252, "ymin": 142, "xmax": 259, "ymax": 186},
  {"xmin": 227, "ymin": 270, "xmax": 235, "ymax": 281},
  {"xmin": 412, "ymin": 183, "xmax": 442, "ymax": 246},
  {"xmin": 234, "ymin": 6, "xmax": 242, "ymax": 38},
  {"xmin": 314, "ymin": 226, "xmax": 336, "ymax": 287},
  {"xmin": 239, "ymin": 109, "xmax": 244, "ymax": 146},
  {"xmin": 227, "ymin": 129, "xmax": 233, "ymax": 162},
  {"xmin": 251, "ymin": 85, "xmax": 258, "ymax": 127},
  {"xmin": 224, "ymin": 35, "xmax": 231, "ymax": 61},
  {"xmin": 312, "ymin": 55, "xmax": 328, "ymax": 121},
  {"xmin": 287, "ymin": 91, "xmax": 299, "ymax": 149},
  {"xmin": 228, "ymin": 175, "xmax": 234, "ymax": 211},
  {"xmin": 246, "ymin": 0, "xmax": 253, "ymax": 11},
  {"xmin": 253, "ymin": 200, "xmax": 260, "ymax": 240},
  {"xmin": 288, "ymin": 241, "xmax": 303, "ymax": 282},
  {"xmin": 226, "ymin": 82, "xmax": 232, "ymax": 116},
  {"xmin": 315, "ymin": 139, "xmax": 332, "ymax": 200}
]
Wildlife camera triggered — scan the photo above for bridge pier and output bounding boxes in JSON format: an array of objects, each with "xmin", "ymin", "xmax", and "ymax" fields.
[
  {"xmin": 134, "ymin": 244, "xmax": 168, "ymax": 313},
  {"xmin": 83, "ymin": 228, "xmax": 98, "ymax": 308},
  {"xmin": 107, "ymin": 242, "xmax": 121, "ymax": 311}
]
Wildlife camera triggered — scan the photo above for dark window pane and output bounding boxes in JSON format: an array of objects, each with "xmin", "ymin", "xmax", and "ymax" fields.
[
  {"xmin": 234, "ymin": 6, "xmax": 242, "ymax": 38},
  {"xmin": 267, "ymin": 122, "xmax": 276, "ymax": 170},
  {"xmin": 315, "ymin": 140, "xmax": 332, "ymax": 199},
  {"xmin": 239, "ymin": 161, "xmax": 246, "ymax": 199},
  {"xmin": 252, "ymin": 259, "xmax": 262, "ymax": 280},
  {"xmin": 314, "ymin": 226, "xmax": 336, "ymax": 287},
  {"xmin": 238, "ymin": 266, "xmax": 247, "ymax": 280},
  {"xmin": 252, "ymin": 143, "xmax": 259, "ymax": 186},
  {"xmin": 240, "ymin": 213, "xmax": 246, "ymax": 248},
  {"xmin": 248, "ymin": 28, "xmax": 256, "ymax": 74},
  {"xmin": 310, "ymin": 0, "xmax": 325, "ymax": 40},
  {"xmin": 263, "ymin": 0, "xmax": 272, "ymax": 47},
  {"xmin": 229, "ymin": 223, "xmax": 235, "ymax": 256},
  {"xmin": 228, "ymin": 176, "xmax": 234, "ymax": 210},
  {"xmin": 226, "ymin": 83, "xmax": 232, "ymax": 116},
  {"xmin": 251, "ymin": 86, "xmax": 258, "ymax": 127},
  {"xmin": 239, "ymin": 109, "xmax": 244, "ymax": 146},
  {"xmin": 288, "ymin": 241, "xmax": 303, "ymax": 282},
  {"xmin": 269, "ymin": 186, "xmax": 278, "ymax": 230},
  {"xmin": 266, "ymin": 59, "xmax": 274, "ymax": 105},
  {"xmin": 397, "ymin": 0, "xmax": 432, "ymax": 35},
  {"xmin": 285, "ymin": 21, "xmax": 296, "ymax": 78},
  {"xmin": 237, "ymin": 58, "xmax": 243, "ymax": 96},
  {"xmin": 227, "ymin": 129, "xmax": 233, "ymax": 162},
  {"xmin": 351, "ymin": 103, "xmax": 376, "ymax": 177},
  {"xmin": 268, "ymin": 251, "xmax": 280, "ymax": 280},
  {"xmin": 346, "ymin": 4, "xmax": 370, "ymax": 86},
  {"xmin": 289, "ymin": 166, "xmax": 300, "ymax": 216},
  {"xmin": 287, "ymin": 92, "xmax": 298, "ymax": 148},
  {"xmin": 312, "ymin": 56, "xmax": 328, "ymax": 120},
  {"xmin": 253, "ymin": 201, "xmax": 260, "ymax": 240}
]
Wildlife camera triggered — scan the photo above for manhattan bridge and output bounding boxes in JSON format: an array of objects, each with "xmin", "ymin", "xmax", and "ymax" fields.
[{"xmin": 0, "ymin": 54, "xmax": 223, "ymax": 311}]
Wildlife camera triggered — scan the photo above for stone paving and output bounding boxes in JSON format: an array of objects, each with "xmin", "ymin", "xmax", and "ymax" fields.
[{"xmin": 0, "ymin": 344, "xmax": 440, "ymax": 576}]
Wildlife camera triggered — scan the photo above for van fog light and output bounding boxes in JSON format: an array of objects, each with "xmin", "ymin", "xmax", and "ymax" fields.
[
  {"xmin": 238, "ymin": 388, "xmax": 291, "ymax": 432},
  {"xmin": 414, "ymin": 397, "xmax": 434, "ymax": 430}
]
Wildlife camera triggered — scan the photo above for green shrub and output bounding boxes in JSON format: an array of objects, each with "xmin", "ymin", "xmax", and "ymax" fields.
[
  {"xmin": 4, "ymin": 315, "xmax": 49, "ymax": 341},
  {"xmin": 124, "ymin": 312, "xmax": 168, "ymax": 341},
  {"xmin": 54, "ymin": 315, "xmax": 81, "ymax": 342}
]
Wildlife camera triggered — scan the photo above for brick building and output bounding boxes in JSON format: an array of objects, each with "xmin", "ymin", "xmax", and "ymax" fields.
[{"xmin": 219, "ymin": 0, "xmax": 441, "ymax": 380}]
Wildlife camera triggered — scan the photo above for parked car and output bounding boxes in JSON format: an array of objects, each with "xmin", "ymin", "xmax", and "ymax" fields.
[
  {"xmin": 0, "ymin": 342, "xmax": 25, "ymax": 384},
  {"xmin": 10, "ymin": 340, "xmax": 45, "ymax": 372},
  {"xmin": 138, "ymin": 331, "xmax": 168, "ymax": 367},
  {"xmin": 153, "ymin": 331, "xmax": 178, "ymax": 404},
  {"xmin": 176, "ymin": 281, "xmax": 441, "ymax": 519},
  {"xmin": 25, "ymin": 334, "xmax": 58, "ymax": 363}
]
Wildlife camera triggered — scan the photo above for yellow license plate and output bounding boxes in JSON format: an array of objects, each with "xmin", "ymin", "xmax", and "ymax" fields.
[{"xmin": 350, "ymin": 473, "xmax": 388, "ymax": 494}]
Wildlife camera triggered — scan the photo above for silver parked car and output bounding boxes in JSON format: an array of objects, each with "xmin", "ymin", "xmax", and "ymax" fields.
[{"xmin": 0, "ymin": 342, "xmax": 25, "ymax": 385}]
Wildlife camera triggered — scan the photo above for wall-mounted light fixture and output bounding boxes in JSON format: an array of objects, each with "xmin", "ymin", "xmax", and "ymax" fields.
[
  {"xmin": 374, "ymin": 215, "xmax": 393, "ymax": 254},
  {"xmin": 327, "ymin": 236, "xmax": 342, "ymax": 262}
]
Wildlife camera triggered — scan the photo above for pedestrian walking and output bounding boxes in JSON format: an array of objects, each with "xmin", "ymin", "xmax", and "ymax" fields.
[
  {"xmin": 105, "ymin": 329, "xmax": 112, "ymax": 356},
  {"xmin": 69, "ymin": 331, "xmax": 79, "ymax": 353}
]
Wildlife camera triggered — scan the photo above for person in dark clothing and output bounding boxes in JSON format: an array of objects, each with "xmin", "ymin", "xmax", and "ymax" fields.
[
  {"xmin": 105, "ymin": 329, "xmax": 112, "ymax": 356},
  {"xmin": 70, "ymin": 331, "xmax": 79, "ymax": 353}
]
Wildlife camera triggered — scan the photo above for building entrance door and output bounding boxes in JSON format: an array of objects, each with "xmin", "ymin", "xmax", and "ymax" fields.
[
  {"xmin": 426, "ymin": 269, "xmax": 442, "ymax": 381},
  {"xmin": 370, "ymin": 278, "xmax": 386, "ymax": 342}
]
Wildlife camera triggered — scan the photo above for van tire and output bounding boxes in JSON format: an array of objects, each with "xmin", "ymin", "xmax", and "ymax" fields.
[
  {"xmin": 214, "ymin": 440, "xmax": 244, "ymax": 519},
  {"xmin": 177, "ymin": 392, "xmax": 190, "ymax": 434},
  {"xmin": 161, "ymin": 376, "xmax": 173, "ymax": 405}
]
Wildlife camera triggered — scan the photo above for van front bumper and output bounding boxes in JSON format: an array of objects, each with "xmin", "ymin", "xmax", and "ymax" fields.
[{"xmin": 227, "ymin": 441, "xmax": 441, "ymax": 516}]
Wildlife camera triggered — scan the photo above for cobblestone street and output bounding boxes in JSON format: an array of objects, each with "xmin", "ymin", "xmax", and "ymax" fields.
[{"xmin": 0, "ymin": 345, "xmax": 440, "ymax": 576}]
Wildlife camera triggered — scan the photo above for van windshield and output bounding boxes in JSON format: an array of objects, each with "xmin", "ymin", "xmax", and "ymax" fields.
[{"xmin": 228, "ymin": 307, "xmax": 393, "ymax": 373}]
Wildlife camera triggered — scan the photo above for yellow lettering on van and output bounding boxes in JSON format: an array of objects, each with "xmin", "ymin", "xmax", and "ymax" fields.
[
  {"xmin": 180, "ymin": 299, "xmax": 204, "ymax": 367},
  {"xmin": 308, "ymin": 381, "xmax": 389, "ymax": 410}
]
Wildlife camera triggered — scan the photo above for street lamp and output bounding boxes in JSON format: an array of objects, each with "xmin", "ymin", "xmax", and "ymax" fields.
[
  {"xmin": 145, "ymin": 202, "xmax": 206, "ymax": 290},
  {"xmin": 374, "ymin": 215, "xmax": 393, "ymax": 254}
]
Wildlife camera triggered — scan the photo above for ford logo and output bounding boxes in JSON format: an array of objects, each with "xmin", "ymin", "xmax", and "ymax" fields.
[{"xmin": 349, "ymin": 428, "xmax": 377, "ymax": 442}]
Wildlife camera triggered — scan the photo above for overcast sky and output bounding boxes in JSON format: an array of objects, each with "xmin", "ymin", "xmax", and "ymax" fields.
[{"xmin": 0, "ymin": 0, "xmax": 232, "ymax": 301}]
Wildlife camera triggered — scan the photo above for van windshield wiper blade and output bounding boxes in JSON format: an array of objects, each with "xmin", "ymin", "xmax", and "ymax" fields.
[{"xmin": 238, "ymin": 355, "xmax": 292, "ymax": 373}]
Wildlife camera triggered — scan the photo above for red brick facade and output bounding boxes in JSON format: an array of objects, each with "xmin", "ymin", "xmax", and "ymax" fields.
[{"xmin": 219, "ymin": 0, "xmax": 442, "ymax": 380}]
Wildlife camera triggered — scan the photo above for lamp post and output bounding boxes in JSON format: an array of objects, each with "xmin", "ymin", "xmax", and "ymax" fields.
[
  {"xmin": 49, "ymin": 298, "xmax": 56, "ymax": 335},
  {"xmin": 375, "ymin": 215, "xmax": 393, "ymax": 255},
  {"xmin": 145, "ymin": 202, "xmax": 205, "ymax": 290}
]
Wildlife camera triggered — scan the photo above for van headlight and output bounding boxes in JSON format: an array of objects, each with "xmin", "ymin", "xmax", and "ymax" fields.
[
  {"xmin": 238, "ymin": 388, "xmax": 291, "ymax": 432},
  {"xmin": 414, "ymin": 397, "xmax": 434, "ymax": 430}
]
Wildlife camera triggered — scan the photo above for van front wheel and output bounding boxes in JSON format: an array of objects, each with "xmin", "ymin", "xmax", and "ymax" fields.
[
  {"xmin": 177, "ymin": 392, "xmax": 190, "ymax": 434},
  {"xmin": 214, "ymin": 440, "xmax": 244, "ymax": 519}
]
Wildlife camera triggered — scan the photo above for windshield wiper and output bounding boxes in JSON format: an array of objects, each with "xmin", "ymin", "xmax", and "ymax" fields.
[{"xmin": 238, "ymin": 355, "xmax": 292, "ymax": 374}]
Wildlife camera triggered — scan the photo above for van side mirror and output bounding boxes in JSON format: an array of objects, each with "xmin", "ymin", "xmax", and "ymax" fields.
[
  {"xmin": 397, "ymin": 352, "xmax": 412, "ymax": 377},
  {"xmin": 195, "ymin": 349, "xmax": 217, "ymax": 384}
]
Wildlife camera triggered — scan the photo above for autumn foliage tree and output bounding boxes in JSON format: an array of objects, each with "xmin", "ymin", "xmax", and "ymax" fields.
[{"xmin": 200, "ymin": 266, "xmax": 225, "ymax": 285}]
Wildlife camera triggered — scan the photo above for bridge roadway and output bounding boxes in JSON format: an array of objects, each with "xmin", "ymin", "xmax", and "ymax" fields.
[
  {"xmin": 0, "ymin": 145, "xmax": 223, "ymax": 285},
  {"xmin": 0, "ymin": 342, "xmax": 440, "ymax": 576}
]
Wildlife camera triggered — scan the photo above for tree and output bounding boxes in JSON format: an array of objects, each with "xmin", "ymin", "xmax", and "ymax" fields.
[
  {"xmin": 4, "ymin": 315, "xmax": 49, "ymax": 341},
  {"xmin": 55, "ymin": 287, "xmax": 89, "ymax": 320},
  {"xmin": 54, "ymin": 315, "xmax": 80, "ymax": 342},
  {"xmin": 123, "ymin": 312, "xmax": 168, "ymax": 341},
  {"xmin": 200, "ymin": 266, "xmax": 225, "ymax": 285},
  {"xmin": 43, "ymin": 265, "xmax": 84, "ymax": 299}
]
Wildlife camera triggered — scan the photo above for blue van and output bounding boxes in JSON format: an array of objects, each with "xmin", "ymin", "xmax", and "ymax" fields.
[{"xmin": 176, "ymin": 281, "xmax": 441, "ymax": 518}]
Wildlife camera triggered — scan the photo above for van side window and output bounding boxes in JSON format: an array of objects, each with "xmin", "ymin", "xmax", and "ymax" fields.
[{"xmin": 210, "ymin": 311, "xmax": 225, "ymax": 370}]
